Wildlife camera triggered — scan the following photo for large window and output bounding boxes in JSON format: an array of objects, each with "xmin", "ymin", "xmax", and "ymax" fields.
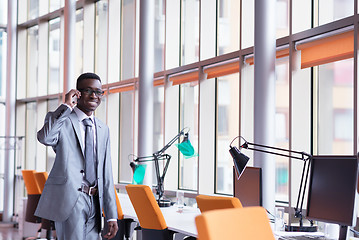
[
  {"xmin": 155, "ymin": 0, "xmax": 165, "ymax": 72},
  {"xmin": 317, "ymin": 59, "xmax": 354, "ymax": 154},
  {"xmin": 179, "ymin": 82, "xmax": 198, "ymax": 191},
  {"xmin": 12, "ymin": 0, "xmax": 359, "ymax": 212},
  {"xmin": 121, "ymin": 0, "xmax": 136, "ymax": 80},
  {"xmin": 48, "ymin": 18, "xmax": 61, "ymax": 94},
  {"xmin": 275, "ymin": 57, "xmax": 290, "ymax": 202},
  {"xmin": 75, "ymin": 9, "xmax": 84, "ymax": 78},
  {"xmin": 0, "ymin": 0, "xmax": 7, "ymax": 25},
  {"xmin": 0, "ymin": 30, "xmax": 6, "ymax": 98},
  {"xmin": 215, "ymin": 73, "xmax": 239, "ymax": 195},
  {"xmin": 181, "ymin": 0, "xmax": 199, "ymax": 65},
  {"xmin": 95, "ymin": 0, "xmax": 109, "ymax": 83},
  {"xmin": 217, "ymin": 0, "xmax": 240, "ymax": 55},
  {"xmin": 119, "ymin": 91, "xmax": 135, "ymax": 183},
  {"xmin": 27, "ymin": 26, "xmax": 39, "ymax": 98}
]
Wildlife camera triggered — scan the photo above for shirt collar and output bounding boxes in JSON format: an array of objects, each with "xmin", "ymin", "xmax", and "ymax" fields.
[{"xmin": 74, "ymin": 107, "xmax": 94, "ymax": 123}]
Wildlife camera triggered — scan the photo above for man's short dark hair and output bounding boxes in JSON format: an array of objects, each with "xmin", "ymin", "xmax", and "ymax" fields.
[{"xmin": 76, "ymin": 72, "xmax": 101, "ymax": 90}]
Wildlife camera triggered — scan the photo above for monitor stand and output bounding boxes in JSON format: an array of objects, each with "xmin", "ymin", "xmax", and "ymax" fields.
[
  {"xmin": 338, "ymin": 225, "xmax": 347, "ymax": 240},
  {"xmin": 157, "ymin": 198, "xmax": 172, "ymax": 207}
]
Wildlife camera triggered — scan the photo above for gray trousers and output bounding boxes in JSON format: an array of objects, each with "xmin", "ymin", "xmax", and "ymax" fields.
[{"xmin": 54, "ymin": 192, "xmax": 101, "ymax": 240}]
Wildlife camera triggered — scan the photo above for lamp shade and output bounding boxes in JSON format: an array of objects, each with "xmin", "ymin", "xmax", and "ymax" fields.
[
  {"xmin": 132, "ymin": 164, "xmax": 146, "ymax": 184},
  {"xmin": 229, "ymin": 146, "xmax": 249, "ymax": 178},
  {"xmin": 176, "ymin": 133, "xmax": 198, "ymax": 158}
]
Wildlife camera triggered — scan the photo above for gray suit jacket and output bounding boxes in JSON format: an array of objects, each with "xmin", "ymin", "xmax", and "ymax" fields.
[{"xmin": 35, "ymin": 104, "xmax": 118, "ymax": 222}]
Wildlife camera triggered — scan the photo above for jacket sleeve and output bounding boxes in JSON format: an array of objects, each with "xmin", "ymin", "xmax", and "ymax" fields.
[{"xmin": 37, "ymin": 104, "xmax": 72, "ymax": 147}]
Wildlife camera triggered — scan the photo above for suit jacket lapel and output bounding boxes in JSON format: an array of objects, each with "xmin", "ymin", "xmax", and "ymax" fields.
[{"xmin": 69, "ymin": 111, "xmax": 84, "ymax": 157}]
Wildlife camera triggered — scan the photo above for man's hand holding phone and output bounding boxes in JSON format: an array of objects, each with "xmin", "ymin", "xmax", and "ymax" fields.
[{"xmin": 65, "ymin": 89, "xmax": 81, "ymax": 108}]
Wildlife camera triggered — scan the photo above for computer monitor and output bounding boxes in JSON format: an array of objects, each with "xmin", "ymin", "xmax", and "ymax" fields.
[
  {"xmin": 306, "ymin": 155, "xmax": 358, "ymax": 240},
  {"xmin": 233, "ymin": 166, "xmax": 262, "ymax": 206}
]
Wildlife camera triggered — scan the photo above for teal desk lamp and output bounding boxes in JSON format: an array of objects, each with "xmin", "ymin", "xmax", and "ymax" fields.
[{"xmin": 131, "ymin": 128, "xmax": 196, "ymax": 207}]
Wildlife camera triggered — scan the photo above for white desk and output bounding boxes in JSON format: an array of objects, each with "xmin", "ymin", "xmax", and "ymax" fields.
[{"xmin": 118, "ymin": 193, "xmax": 200, "ymax": 237}]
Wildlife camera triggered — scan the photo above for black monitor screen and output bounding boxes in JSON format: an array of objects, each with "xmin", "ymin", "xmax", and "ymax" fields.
[
  {"xmin": 306, "ymin": 155, "xmax": 358, "ymax": 226},
  {"xmin": 233, "ymin": 166, "xmax": 262, "ymax": 206}
]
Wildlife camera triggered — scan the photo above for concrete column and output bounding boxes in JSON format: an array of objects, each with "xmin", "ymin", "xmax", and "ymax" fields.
[
  {"xmin": 253, "ymin": 0, "xmax": 276, "ymax": 214},
  {"xmin": 138, "ymin": 0, "xmax": 155, "ymax": 185},
  {"xmin": 63, "ymin": 0, "xmax": 76, "ymax": 94},
  {"xmin": 3, "ymin": 0, "xmax": 17, "ymax": 223}
]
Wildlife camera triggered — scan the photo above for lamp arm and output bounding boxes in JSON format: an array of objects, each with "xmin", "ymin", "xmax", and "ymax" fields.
[
  {"xmin": 154, "ymin": 154, "xmax": 171, "ymax": 200},
  {"xmin": 134, "ymin": 154, "xmax": 171, "ymax": 202},
  {"xmin": 154, "ymin": 128, "xmax": 188, "ymax": 157},
  {"xmin": 296, "ymin": 158, "xmax": 312, "ymax": 222},
  {"xmin": 243, "ymin": 143, "xmax": 311, "ymax": 161},
  {"xmin": 235, "ymin": 136, "xmax": 314, "ymax": 226}
]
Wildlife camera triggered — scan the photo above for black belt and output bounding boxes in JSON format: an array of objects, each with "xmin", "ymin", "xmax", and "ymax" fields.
[{"xmin": 79, "ymin": 184, "xmax": 98, "ymax": 196}]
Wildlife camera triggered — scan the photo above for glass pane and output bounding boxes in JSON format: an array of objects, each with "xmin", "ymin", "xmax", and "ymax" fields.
[
  {"xmin": 75, "ymin": 9, "xmax": 84, "ymax": 78},
  {"xmin": 317, "ymin": 59, "xmax": 354, "ymax": 154},
  {"xmin": 217, "ymin": 0, "xmax": 240, "ymax": 55},
  {"xmin": 29, "ymin": 0, "xmax": 39, "ymax": 20},
  {"xmin": 179, "ymin": 82, "xmax": 198, "ymax": 191},
  {"xmin": 215, "ymin": 73, "xmax": 239, "ymax": 195},
  {"xmin": 0, "ymin": 31, "xmax": 6, "ymax": 98},
  {"xmin": 108, "ymin": 94, "xmax": 120, "ymax": 182},
  {"xmin": 0, "ymin": 103, "xmax": 4, "ymax": 136},
  {"xmin": 155, "ymin": 0, "xmax": 165, "ymax": 72},
  {"xmin": 154, "ymin": 86, "xmax": 165, "ymax": 152},
  {"xmin": 200, "ymin": 0, "xmax": 215, "ymax": 60},
  {"xmin": 0, "ymin": 103, "xmax": 4, "ymax": 212},
  {"xmin": 319, "ymin": 0, "xmax": 353, "ymax": 26},
  {"xmin": 48, "ymin": 18, "xmax": 61, "ymax": 94},
  {"xmin": 120, "ymin": 91, "xmax": 135, "ymax": 183},
  {"xmin": 49, "ymin": 0, "xmax": 64, "ymax": 12},
  {"xmin": 292, "ymin": 0, "xmax": 311, "ymax": 34},
  {"xmin": 0, "ymin": 0, "xmax": 7, "ymax": 25},
  {"xmin": 95, "ymin": 0, "xmax": 109, "ymax": 83},
  {"xmin": 26, "ymin": 102, "xmax": 38, "ymax": 169},
  {"xmin": 181, "ymin": 0, "xmax": 199, "ymax": 65},
  {"xmin": 241, "ymin": 0, "xmax": 254, "ymax": 49},
  {"xmin": 27, "ymin": 26, "xmax": 39, "ymax": 98},
  {"xmin": 165, "ymin": 0, "xmax": 180, "ymax": 69},
  {"xmin": 275, "ymin": 57, "xmax": 289, "ymax": 202},
  {"xmin": 276, "ymin": 0, "xmax": 289, "ymax": 38},
  {"xmin": 121, "ymin": 0, "xmax": 136, "ymax": 80}
]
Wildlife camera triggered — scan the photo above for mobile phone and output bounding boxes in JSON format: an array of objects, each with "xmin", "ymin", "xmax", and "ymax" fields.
[{"xmin": 72, "ymin": 95, "xmax": 78, "ymax": 105}]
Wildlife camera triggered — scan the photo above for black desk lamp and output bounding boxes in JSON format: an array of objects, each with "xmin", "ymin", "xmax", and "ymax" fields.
[
  {"xmin": 229, "ymin": 136, "xmax": 316, "ymax": 232},
  {"xmin": 131, "ymin": 128, "xmax": 195, "ymax": 207}
]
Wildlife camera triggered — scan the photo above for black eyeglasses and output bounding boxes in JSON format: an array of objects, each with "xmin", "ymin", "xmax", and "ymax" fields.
[{"xmin": 79, "ymin": 88, "xmax": 105, "ymax": 97}]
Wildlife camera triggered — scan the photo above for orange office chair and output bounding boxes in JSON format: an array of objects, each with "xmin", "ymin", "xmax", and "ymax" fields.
[
  {"xmin": 195, "ymin": 194, "xmax": 243, "ymax": 213},
  {"xmin": 102, "ymin": 187, "xmax": 134, "ymax": 240},
  {"xmin": 195, "ymin": 206, "xmax": 275, "ymax": 240},
  {"xmin": 34, "ymin": 172, "xmax": 55, "ymax": 240},
  {"xmin": 22, "ymin": 170, "xmax": 42, "ymax": 224},
  {"xmin": 125, "ymin": 184, "xmax": 172, "ymax": 240}
]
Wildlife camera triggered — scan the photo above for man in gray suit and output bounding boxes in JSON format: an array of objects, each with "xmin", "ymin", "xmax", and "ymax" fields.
[{"xmin": 36, "ymin": 73, "xmax": 118, "ymax": 239}]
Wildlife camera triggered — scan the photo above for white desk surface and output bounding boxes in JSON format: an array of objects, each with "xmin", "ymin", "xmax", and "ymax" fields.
[{"xmin": 118, "ymin": 193, "xmax": 200, "ymax": 237}]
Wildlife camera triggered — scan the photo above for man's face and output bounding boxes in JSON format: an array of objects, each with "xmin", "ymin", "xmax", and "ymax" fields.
[{"xmin": 76, "ymin": 78, "xmax": 103, "ymax": 116}]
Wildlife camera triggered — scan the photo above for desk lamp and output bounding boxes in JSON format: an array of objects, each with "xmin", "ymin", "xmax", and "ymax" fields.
[
  {"xmin": 131, "ymin": 128, "xmax": 196, "ymax": 207},
  {"xmin": 229, "ymin": 136, "xmax": 316, "ymax": 232}
]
